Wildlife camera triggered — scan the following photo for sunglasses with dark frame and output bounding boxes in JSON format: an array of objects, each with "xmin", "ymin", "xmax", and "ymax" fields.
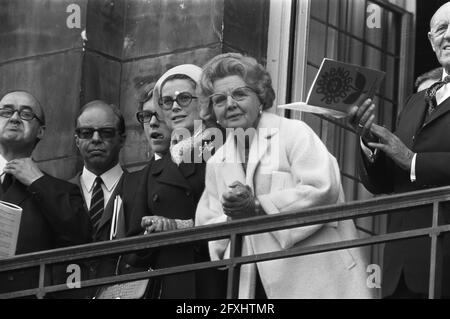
[
  {"xmin": 136, "ymin": 110, "xmax": 160, "ymax": 124},
  {"xmin": 75, "ymin": 127, "xmax": 118, "ymax": 139},
  {"xmin": 0, "ymin": 107, "xmax": 44, "ymax": 124}
]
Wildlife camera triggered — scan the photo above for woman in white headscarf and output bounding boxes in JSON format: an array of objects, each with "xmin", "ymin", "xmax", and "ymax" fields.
[{"xmin": 127, "ymin": 64, "xmax": 226, "ymax": 299}]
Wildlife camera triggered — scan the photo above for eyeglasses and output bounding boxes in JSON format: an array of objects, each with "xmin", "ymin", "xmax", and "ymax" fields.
[
  {"xmin": 210, "ymin": 86, "xmax": 256, "ymax": 108},
  {"xmin": 136, "ymin": 110, "xmax": 160, "ymax": 124},
  {"xmin": 75, "ymin": 127, "xmax": 118, "ymax": 139},
  {"xmin": 0, "ymin": 108, "xmax": 43, "ymax": 123},
  {"xmin": 158, "ymin": 92, "xmax": 197, "ymax": 110}
]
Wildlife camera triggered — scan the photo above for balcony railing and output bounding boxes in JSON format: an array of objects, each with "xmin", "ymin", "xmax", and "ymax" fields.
[{"xmin": 1, "ymin": 186, "xmax": 450, "ymax": 299}]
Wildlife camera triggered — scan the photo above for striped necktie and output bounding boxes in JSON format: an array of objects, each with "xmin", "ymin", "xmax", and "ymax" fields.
[
  {"xmin": 90, "ymin": 176, "xmax": 104, "ymax": 229},
  {"xmin": 425, "ymin": 76, "xmax": 450, "ymax": 115}
]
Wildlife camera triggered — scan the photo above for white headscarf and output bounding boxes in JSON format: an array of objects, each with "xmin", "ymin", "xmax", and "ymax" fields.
[
  {"xmin": 151, "ymin": 64, "xmax": 202, "ymax": 112},
  {"xmin": 152, "ymin": 64, "xmax": 213, "ymax": 165}
]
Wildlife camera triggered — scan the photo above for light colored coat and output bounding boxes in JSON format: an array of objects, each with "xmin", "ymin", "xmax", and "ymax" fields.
[{"xmin": 195, "ymin": 112, "xmax": 374, "ymax": 299}]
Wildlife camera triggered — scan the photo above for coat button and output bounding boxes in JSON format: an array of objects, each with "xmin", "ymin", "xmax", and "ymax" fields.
[
  {"xmin": 125, "ymin": 264, "xmax": 131, "ymax": 269},
  {"xmin": 152, "ymin": 194, "xmax": 159, "ymax": 202},
  {"xmin": 7, "ymin": 275, "xmax": 14, "ymax": 281},
  {"xmin": 185, "ymin": 191, "xmax": 191, "ymax": 196}
]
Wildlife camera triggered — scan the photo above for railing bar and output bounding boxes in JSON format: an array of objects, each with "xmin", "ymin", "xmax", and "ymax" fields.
[
  {"xmin": 429, "ymin": 201, "xmax": 443, "ymax": 299},
  {"xmin": 4, "ymin": 225, "xmax": 450, "ymax": 298},
  {"xmin": 227, "ymin": 233, "xmax": 242, "ymax": 299},
  {"xmin": 2, "ymin": 187, "xmax": 450, "ymax": 270},
  {"xmin": 37, "ymin": 263, "xmax": 46, "ymax": 299}
]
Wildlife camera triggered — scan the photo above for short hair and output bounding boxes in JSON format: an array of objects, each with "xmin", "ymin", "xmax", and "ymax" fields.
[
  {"xmin": 415, "ymin": 67, "xmax": 442, "ymax": 89},
  {"xmin": 77, "ymin": 100, "xmax": 125, "ymax": 134},
  {"xmin": 137, "ymin": 82, "xmax": 156, "ymax": 112},
  {"xmin": 200, "ymin": 53, "xmax": 275, "ymax": 111},
  {"xmin": 0, "ymin": 90, "xmax": 46, "ymax": 125}
]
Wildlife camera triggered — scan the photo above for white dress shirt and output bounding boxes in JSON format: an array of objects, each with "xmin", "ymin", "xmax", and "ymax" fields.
[
  {"xmin": 0, "ymin": 154, "xmax": 6, "ymax": 182},
  {"xmin": 80, "ymin": 163, "xmax": 123, "ymax": 209}
]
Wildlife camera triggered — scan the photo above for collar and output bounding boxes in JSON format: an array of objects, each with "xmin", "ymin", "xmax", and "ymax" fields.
[
  {"xmin": 81, "ymin": 163, "xmax": 123, "ymax": 192},
  {"xmin": 443, "ymin": 69, "xmax": 449, "ymax": 81},
  {"xmin": 0, "ymin": 153, "xmax": 6, "ymax": 173},
  {"xmin": 154, "ymin": 153, "xmax": 162, "ymax": 161}
]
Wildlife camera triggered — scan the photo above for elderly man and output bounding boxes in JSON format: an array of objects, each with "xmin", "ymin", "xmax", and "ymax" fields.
[
  {"xmin": 69, "ymin": 101, "xmax": 132, "ymax": 295},
  {"xmin": 72, "ymin": 100, "xmax": 127, "ymax": 242},
  {"xmin": 349, "ymin": 2, "xmax": 450, "ymax": 298},
  {"xmin": 0, "ymin": 90, "xmax": 91, "ymax": 294}
]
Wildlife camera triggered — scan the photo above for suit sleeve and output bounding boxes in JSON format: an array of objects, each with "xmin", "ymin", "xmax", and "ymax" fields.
[
  {"xmin": 415, "ymin": 152, "xmax": 450, "ymax": 186},
  {"xmin": 358, "ymin": 148, "xmax": 395, "ymax": 194},
  {"xmin": 27, "ymin": 175, "xmax": 91, "ymax": 246}
]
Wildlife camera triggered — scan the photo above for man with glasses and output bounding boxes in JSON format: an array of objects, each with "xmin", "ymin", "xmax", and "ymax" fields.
[
  {"xmin": 72, "ymin": 100, "xmax": 127, "ymax": 242},
  {"xmin": 0, "ymin": 90, "xmax": 91, "ymax": 295},
  {"xmin": 69, "ymin": 100, "xmax": 129, "ymax": 298},
  {"xmin": 349, "ymin": 2, "xmax": 450, "ymax": 298}
]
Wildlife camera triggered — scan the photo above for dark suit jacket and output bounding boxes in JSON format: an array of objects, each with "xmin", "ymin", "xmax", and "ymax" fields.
[
  {"xmin": 359, "ymin": 91, "xmax": 450, "ymax": 297},
  {"xmin": 68, "ymin": 170, "xmax": 141, "ymax": 298},
  {"xmin": 125, "ymin": 154, "xmax": 226, "ymax": 299},
  {"xmin": 0, "ymin": 174, "xmax": 91, "ymax": 295}
]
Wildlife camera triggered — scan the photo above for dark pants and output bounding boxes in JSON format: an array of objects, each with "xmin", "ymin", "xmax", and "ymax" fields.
[{"xmin": 385, "ymin": 272, "xmax": 427, "ymax": 299}]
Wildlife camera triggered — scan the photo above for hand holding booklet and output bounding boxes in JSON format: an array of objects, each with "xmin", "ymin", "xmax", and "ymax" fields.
[
  {"xmin": 0, "ymin": 200, "xmax": 22, "ymax": 259},
  {"xmin": 279, "ymin": 58, "xmax": 385, "ymax": 118}
]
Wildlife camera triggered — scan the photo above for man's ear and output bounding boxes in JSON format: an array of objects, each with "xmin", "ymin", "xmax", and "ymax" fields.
[
  {"xmin": 428, "ymin": 32, "xmax": 436, "ymax": 52},
  {"xmin": 75, "ymin": 134, "xmax": 81, "ymax": 150},
  {"xmin": 37, "ymin": 125, "xmax": 46, "ymax": 140}
]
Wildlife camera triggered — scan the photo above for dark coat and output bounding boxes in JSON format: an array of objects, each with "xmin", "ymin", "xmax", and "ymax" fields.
[
  {"xmin": 0, "ymin": 174, "xmax": 92, "ymax": 295},
  {"xmin": 125, "ymin": 155, "xmax": 226, "ymax": 299},
  {"xmin": 359, "ymin": 91, "xmax": 450, "ymax": 297}
]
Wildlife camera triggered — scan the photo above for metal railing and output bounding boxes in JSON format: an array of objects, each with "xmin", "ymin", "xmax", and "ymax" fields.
[{"xmin": 1, "ymin": 186, "xmax": 450, "ymax": 299}]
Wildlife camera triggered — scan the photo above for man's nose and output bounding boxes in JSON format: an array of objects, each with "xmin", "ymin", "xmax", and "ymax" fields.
[
  {"xmin": 9, "ymin": 110, "xmax": 21, "ymax": 121},
  {"xmin": 149, "ymin": 114, "xmax": 159, "ymax": 128},
  {"xmin": 91, "ymin": 130, "xmax": 102, "ymax": 142}
]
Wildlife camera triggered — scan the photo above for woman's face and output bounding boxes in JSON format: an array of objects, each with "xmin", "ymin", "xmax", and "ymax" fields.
[
  {"xmin": 160, "ymin": 79, "xmax": 200, "ymax": 133},
  {"xmin": 211, "ymin": 75, "xmax": 261, "ymax": 130}
]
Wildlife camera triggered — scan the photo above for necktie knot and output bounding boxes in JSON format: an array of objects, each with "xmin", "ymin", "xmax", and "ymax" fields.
[{"xmin": 425, "ymin": 76, "xmax": 450, "ymax": 115}]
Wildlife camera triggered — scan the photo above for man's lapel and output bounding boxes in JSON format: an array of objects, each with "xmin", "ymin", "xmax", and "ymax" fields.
[
  {"xmin": 1, "ymin": 177, "xmax": 30, "ymax": 206},
  {"xmin": 422, "ymin": 95, "xmax": 450, "ymax": 129}
]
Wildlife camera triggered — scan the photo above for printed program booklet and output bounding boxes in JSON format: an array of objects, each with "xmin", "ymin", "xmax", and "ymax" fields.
[
  {"xmin": 279, "ymin": 58, "xmax": 386, "ymax": 118},
  {"xmin": 0, "ymin": 201, "xmax": 22, "ymax": 259}
]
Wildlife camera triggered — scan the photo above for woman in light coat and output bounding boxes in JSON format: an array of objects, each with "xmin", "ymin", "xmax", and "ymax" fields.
[{"xmin": 195, "ymin": 53, "xmax": 374, "ymax": 299}]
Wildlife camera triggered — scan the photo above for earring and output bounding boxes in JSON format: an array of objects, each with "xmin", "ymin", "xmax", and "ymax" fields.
[{"xmin": 216, "ymin": 120, "xmax": 220, "ymax": 124}]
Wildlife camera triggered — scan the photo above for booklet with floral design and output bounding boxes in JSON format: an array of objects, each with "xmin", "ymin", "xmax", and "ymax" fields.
[
  {"xmin": 279, "ymin": 58, "xmax": 385, "ymax": 118},
  {"xmin": 0, "ymin": 201, "xmax": 22, "ymax": 259}
]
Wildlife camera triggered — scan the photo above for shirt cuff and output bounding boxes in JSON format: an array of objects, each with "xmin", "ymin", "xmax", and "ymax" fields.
[
  {"xmin": 360, "ymin": 138, "xmax": 378, "ymax": 163},
  {"xmin": 410, "ymin": 153, "xmax": 417, "ymax": 182},
  {"xmin": 175, "ymin": 219, "xmax": 194, "ymax": 229}
]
